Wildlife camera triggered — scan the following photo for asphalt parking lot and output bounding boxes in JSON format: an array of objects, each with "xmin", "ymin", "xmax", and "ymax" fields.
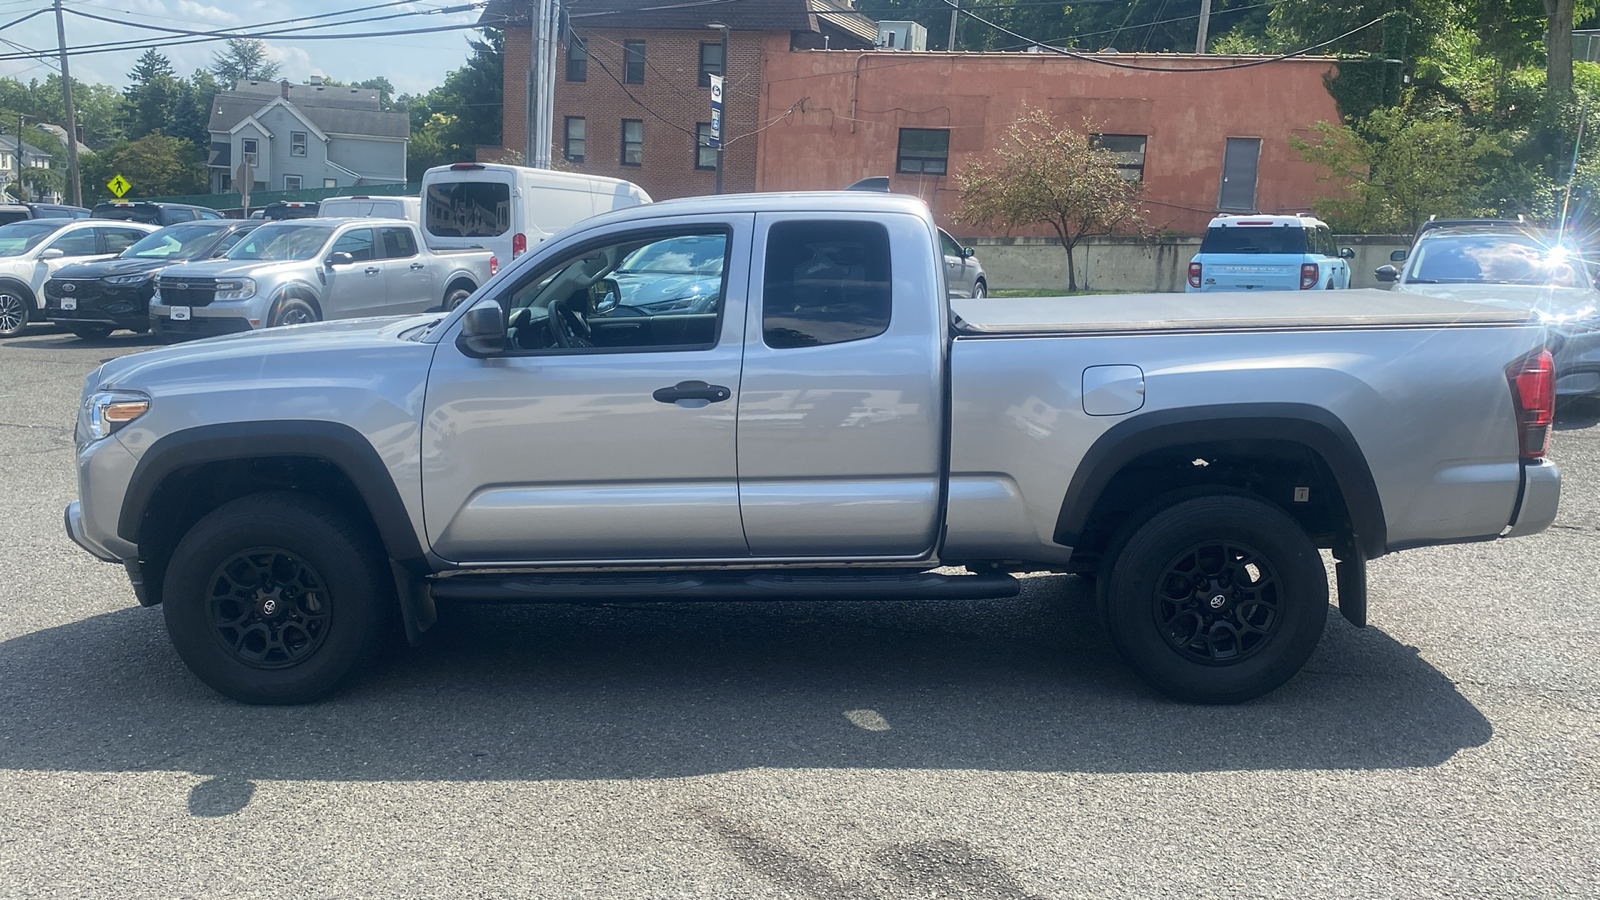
[{"xmin": 1, "ymin": 326, "xmax": 1596, "ymax": 899}]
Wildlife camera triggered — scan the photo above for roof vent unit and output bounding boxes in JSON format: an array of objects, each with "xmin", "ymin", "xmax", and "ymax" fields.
[{"xmin": 876, "ymin": 21, "xmax": 927, "ymax": 51}]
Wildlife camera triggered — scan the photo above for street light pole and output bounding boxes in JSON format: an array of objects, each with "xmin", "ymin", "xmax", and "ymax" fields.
[
  {"xmin": 708, "ymin": 22, "xmax": 729, "ymax": 194},
  {"xmin": 52, "ymin": 0, "xmax": 81, "ymax": 207}
]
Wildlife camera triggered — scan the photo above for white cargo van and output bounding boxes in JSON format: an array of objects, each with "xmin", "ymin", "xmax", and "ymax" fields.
[
  {"xmin": 419, "ymin": 162, "xmax": 651, "ymax": 263},
  {"xmin": 318, "ymin": 195, "xmax": 422, "ymax": 222}
]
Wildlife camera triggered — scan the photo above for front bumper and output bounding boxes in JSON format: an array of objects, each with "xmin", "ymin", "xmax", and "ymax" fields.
[
  {"xmin": 150, "ymin": 308, "xmax": 253, "ymax": 340},
  {"xmin": 1504, "ymin": 458, "xmax": 1561, "ymax": 538},
  {"xmin": 64, "ymin": 500, "xmax": 117, "ymax": 562},
  {"xmin": 44, "ymin": 283, "xmax": 154, "ymax": 331}
]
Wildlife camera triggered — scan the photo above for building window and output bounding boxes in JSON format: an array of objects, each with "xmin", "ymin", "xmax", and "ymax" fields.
[
  {"xmin": 324, "ymin": 178, "xmax": 337, "ymax": 188},
  {"xmin": 695, "ymin": 123, "xmax": 717, "ymax": 170},
  {"xmin": 896, "ymin": 128, "xmax": 949, "ymax": 175},
  {"xmin": 1092, "ymin": 133, "xmax": 1147, "ymax": 181},
  {"xmin": 565, "ymin": 117, "xmax": 586, "ymax": 163},
  {"xmin": 567, "ymin": 34, "xmax": 587, "ymax": 81},
  {"xmin": 284, "ymin": 175, "xmax": 302, "ymax": 190},
  {"xmin": 624, "ymin": 41, "xmax": 645, "ymax": 83},
  {"xmin": 699, "ymin": 42, "xmax": 724, "ymax": 87},
  {"xmin": 290, "ymin": 131, "xmax": 308, "ymax": 157},
  {"xmin": 620, "ymin": 119, "xmax": 643, "ymax": 166},
  {"xmin": 1218, "ymin": 136, "xmax": 1262, "ymax": 211},
  {"xmin": 241, "ymin": 137, "xmax": 258, "ymax": 167}
]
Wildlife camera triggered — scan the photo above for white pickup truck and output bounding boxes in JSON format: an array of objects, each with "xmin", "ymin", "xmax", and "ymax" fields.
[
  {"xmin": 65, "ymin": 193, "xmax": 1560, "ymax": 705},
  {"xmin": 148, "ymin": 217, "xmax": 493, "ymax": 339}
]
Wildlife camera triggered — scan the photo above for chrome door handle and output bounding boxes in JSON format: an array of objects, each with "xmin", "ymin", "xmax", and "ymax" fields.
[
  {"xmin": 652, "ymin": 380, "xmax": 731, "ymax": 404},
  {"xmin": 365, "ymin": 266, "xmax": 381, "ymax": 275}
]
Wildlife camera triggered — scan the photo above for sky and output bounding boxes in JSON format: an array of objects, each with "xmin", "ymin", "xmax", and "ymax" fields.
[{"xmin": 0, "ymin": 0, "xmax": 489, "ymax": 97}]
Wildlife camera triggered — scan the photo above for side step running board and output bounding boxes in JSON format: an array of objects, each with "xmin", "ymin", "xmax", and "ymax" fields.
[{"xmin": 429, "ymin": 571, "xmax": 1021, "ymax": 604}]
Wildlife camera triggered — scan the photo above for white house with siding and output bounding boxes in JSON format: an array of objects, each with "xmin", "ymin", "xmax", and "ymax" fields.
[{"xmin": 206, "ymin": 78, "xmax": 409, "ymax": 194}]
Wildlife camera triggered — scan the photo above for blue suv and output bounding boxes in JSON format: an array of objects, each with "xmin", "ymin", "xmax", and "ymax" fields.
[{"xmin": 1187, "ymin": 214, "xmax": 1354, "ymax": 292}]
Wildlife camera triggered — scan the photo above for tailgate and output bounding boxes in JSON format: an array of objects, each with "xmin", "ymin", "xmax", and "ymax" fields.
[{"xmin": 1200, "ymin": 253, "xmax": 1303, "ymax": 290}]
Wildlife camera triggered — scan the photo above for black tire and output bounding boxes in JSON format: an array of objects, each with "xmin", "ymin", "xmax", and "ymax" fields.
[
  {"xmin": 269, "ymin": 297, "xmax": 318, "ymax": 327},
  {"xmin": 69, "ymin": 324, "xmax": 113, "ymax": 340},
  {"xmin": 972, "ymin": 279, "xmax": 987, "ymax": 299},
  {"xmin": 1100, "ymin": 494, "xmax": 1327, "ymax": 704},
  {"xmin": 444, "ymin": 285, "xmax": 473, "ymax": 310},
  {"xmin": 0, "ymin": 286, "xmax": 29, "ymax": 338},
  {"xmin": 161, "ymin": 492, "xmax": 394, "ymax": 704}
]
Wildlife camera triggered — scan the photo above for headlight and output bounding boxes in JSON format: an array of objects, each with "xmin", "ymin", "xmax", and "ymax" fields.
[
  {"xmin": 214, "ymin": 278, "xmax": 256, "ymax": 301},
  {"xmin": 76, "ymin": 390, "xmax": 150, "ymax": 446},
  {"xmin": 102, "ymin": 272, "xmax": 155, "ymax": 286}
]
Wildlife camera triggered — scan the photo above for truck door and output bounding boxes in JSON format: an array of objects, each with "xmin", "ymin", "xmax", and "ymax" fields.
[
  {"xmin": 737, "ymin": 213, "xmax": 946, "ymax": 558},
  {"xmin": 378, "ymin": 226, "xmax": 433, "ymax": 312},
  {"xmin": 422, "ymin": 213, "xmax": 753, "ymax": 563},
  {"xmin": 323, "ymin": 226, "xmax": 384, "ymax": 318}
]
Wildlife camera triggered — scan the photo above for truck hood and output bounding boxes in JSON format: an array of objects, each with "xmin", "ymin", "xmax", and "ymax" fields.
[
  {"xmin": 53, "ymin": 257, "xmax": 174, "ymax": 280},
  {"xmin": 1393, "ymin": 282, "xmax": 1600, "ymax": 325},
  {"xmin": 157, "ymin": 258, "xmax": 308, "ymax": 280},
  {"xmin": 90, "ymin": 314, "xmax": 439, "ymax": 390}
]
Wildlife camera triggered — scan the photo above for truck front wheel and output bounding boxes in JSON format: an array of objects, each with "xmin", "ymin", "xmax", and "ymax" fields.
[
  {"xmin": 161, "ymin": 493, "xmax": 393, "ymax": 704},
  {"xmin": 1101, "ymin": 495, "xmax": 1328, "ymax": 704}
]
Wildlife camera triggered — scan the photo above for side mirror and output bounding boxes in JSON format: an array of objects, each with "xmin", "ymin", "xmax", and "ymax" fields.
[
  {"xmin": 455, "ymin": 298, "xmax": 506, "ymax": 358},
  {"xmin": 1390, "ymin": 249, "xmax": 1408, "ymax": 262},
  {"xmin": 962, "ymin": 246, "xmax": 976, "ymax": 259},
  {"xmin": 1339, "ymin": 247, "xmax": 1355, "ymax": 259},
  {"xmin": 39, "ymin": 247, "xmax": 64, "ymax": 260},
  {"xmin": 1374, "ymin": 265, "xmax": 1399, "ymax": 283},
  {"xmin": 590, "ymin": 277, "xmax": 621, "ymax": 315},
  {"xmin": 325, "ymin": 251, "xmax": 355, "ymax": 267}
]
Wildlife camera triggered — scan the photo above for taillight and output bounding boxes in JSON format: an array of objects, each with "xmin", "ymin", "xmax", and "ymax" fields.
[
  {"xmin": 489, "ymin": 255, "xmax": 498, "ymax": 276},
  {"xmin": 1299, "ymin": 262, "xmax": 1319, "ymax": 290},
  {"xmin": 1188, "ymin": 262, "xmax": 1202, "ymax": 288},
  {"xmin": 1506, "ymin": 349, "xmax": 1554, "ymax": 460},
  {"xmin": 512, "ymin": 233, "xmax": 527, "ymax": 257}
]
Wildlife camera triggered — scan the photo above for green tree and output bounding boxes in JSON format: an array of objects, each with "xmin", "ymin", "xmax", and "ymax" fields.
[
  {"xmin": 84, "ymin": 133, "xmax": 204, "ymax": 200},
  {"xmin": 210, "ymin": 39, "xmax": 280, "ymax": 86},
  {"xmin": 953, "ymin": 107, "xmax": 1144, "ymax": 291}
]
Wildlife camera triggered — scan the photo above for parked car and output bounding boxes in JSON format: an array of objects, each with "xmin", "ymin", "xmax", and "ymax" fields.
[
  {"xmin": 1378, "ymin": 218, "xmax": 1600, "ymax": 397},
  {"xmin": 148, "ymin": 217, "xmax": 493, "ymax": 340},
  {"xmin": 0, "ymin": 202, "xmax": 90, "ymax": 225},
  {"xmin": 66, "ymin": 192, "xmax": 1560, "ymax": 706},
  {"xmin": 1187, "ymin": 214, "xmax": 1354, "ymax": 292},
  {"xmin": 421, "ymin": 161, "xmax": 650, "ymax": 265},
  {"xmin": 42, "ymin": 220, "xmax": 258, "ymax": 339},
  {"xmin": 260, "ymin": 200, "xmax": 320, "ymax": 220},
  {"xmin": 318, "ymin": 195, "xmax": 420, "ymax": 222},
  {"xmin": 91, "ymin": 201, "xmax": 224, "ymax": 225},
  {"xmin": 940, "ymin": 228, "xmax": 987, "ymax": 298},
  {"xmin": 0, "ymin": 218, "xmax": 158, "ymax": 338}
]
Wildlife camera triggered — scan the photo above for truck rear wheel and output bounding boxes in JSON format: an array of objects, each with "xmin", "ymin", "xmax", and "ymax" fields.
[
  {"xmin": 1100, "ymin": 495, "xmax": 1327, "ymax": 704},
  {"xmin": 161, "ymin": 492, "xmax": 393, "ymax": 704}
]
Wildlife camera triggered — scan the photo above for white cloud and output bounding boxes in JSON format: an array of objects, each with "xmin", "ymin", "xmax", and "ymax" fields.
[{"xmin": 175, "ymin": 1, "xmax": 240, "ymax": 24}]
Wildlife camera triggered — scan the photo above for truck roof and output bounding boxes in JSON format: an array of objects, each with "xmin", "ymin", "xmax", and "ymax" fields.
[
  {"xmin": 252, "ymin": 216, "xmax": 415, "ymax": 228},
  {"xmin": 575, "ymin": 191, "xmax": 935, "ymax": 232},
  {"xmin": 1205, "ymin": 214, "xmax": 1326, "ymax": 229}
]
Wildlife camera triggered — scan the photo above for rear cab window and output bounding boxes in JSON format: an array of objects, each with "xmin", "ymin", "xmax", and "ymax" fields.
[
  {"xmin": 762, "ymin": 221, "xmax": 892, "ymax": 348},
  {"xmin": 1198, "ymin": 224, "xmax": 1308, "ymax": 255},
  {"xmin": 425, "ymin": 181, "xmax": 510, "ymax": 238}
]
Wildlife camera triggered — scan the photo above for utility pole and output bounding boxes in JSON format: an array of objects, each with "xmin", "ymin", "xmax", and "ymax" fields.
[
  {"xmin": 1195, "ymin": 0, "xmax": 1212, "ymax": 54},
  {"xmin": 708, "ymin": 23, "xmax": 728, "ymax": 194},
  {"xmin": 52, "ymin": 0, "xmax": 82, "ymax": 206},
  {"xmin": 524, "ymin": 0, "xmax": 557, "ymax": 168},
  {"xmin": 947, "ymin": 0, "xmax": 960, "ymax": 51}
]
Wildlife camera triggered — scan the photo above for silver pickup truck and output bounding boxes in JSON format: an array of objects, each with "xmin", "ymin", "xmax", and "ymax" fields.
[
  {"xmin": 148, "ymin": 217, "xmax": 492, "ymax": 339},
  {"xmin": 65, "ymin": 192, "xmax": 1560, "ymax": 706}
]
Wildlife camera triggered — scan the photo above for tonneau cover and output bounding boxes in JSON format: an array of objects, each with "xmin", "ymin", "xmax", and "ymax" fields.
[{"xmin": 952, "ymin": 288, "xmax": 1534, "ymax": 335}]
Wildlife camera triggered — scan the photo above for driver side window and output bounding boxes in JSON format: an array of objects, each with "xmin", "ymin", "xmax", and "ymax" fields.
[{"xmin": 500, "ymin": 229, "xmax": 729, "ymax": 354}]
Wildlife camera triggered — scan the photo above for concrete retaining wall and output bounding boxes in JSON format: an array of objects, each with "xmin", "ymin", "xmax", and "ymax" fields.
[{"xmin": 965, "ymin": 234, "xmax": 1410, "ymax": 293}]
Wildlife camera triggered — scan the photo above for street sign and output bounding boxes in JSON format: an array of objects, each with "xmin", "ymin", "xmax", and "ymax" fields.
[
  {"xmin": 106, "ymin": 174, "xmax": 130, "ymax": 198},
  {"xmin": 709, "ymin": 74, "xmax": 724, "ymax": 148}
]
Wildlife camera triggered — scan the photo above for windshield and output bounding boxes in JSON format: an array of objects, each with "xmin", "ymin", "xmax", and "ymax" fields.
[
  {"xmin": 122, "ymin": 224, "xmax": 225, "ymax": 260},
  {"xmin": 616, "ymin": 235, "xmax": 725, "ymax": 275},
  {"xmin": 226, "ymin": 224, "xmax": 335, "ymax": 261},
  {"xmin": 0, "ymin": 220, "xmax": 66, "ymax": 257},
  {"xmin": 1406, "ymin": 232, "xmax": 1592, "ymax": 287},
  {"xmin": 1199, "ymin": 225, "xmax": 1307, "ymax": 255}
]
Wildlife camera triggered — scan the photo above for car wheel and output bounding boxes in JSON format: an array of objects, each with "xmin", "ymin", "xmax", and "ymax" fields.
[
  {"xmin": 972, "ymin": 280, "xmax": 987, "ymax": 299},
  {"xmin": 1100, "ymin": 494, "xmax": 1328, "ymax": 704},
  {"xmin": 444, "ymin": 286, "xmax": 473, "ymax": 310},
  {"xmin": 0, "ymin": 289, "xmax": 28, "ymax": 338},
  {"xmin": 161, "ymin": 492, "xmax": 393, "ymax": 704},
  {"xmin": 269, "ymin": 297, "xmax": 317, "ymax": 327},
  {"xmin": 69, "ymin": 325, "xmax": 113, "ymax": 340}
]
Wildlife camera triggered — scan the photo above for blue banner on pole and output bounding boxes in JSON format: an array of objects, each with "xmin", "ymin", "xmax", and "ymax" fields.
[{"xmin": 709, "ymin": 74, "xmax": 724, "ymax": 148}]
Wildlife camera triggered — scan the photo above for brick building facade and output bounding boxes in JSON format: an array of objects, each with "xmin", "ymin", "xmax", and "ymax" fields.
[{"xmin": 487, "ymin": 0, "xmax": 876, "ymax": 200}]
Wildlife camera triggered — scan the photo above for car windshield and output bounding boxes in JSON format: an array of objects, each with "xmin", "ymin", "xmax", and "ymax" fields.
[
  {"xmin": 616, "ymin": 236, "xmax": 725, "ymax": 275},
  {"xmin": 226, "ymin": 224, "xmax": 335, "ymax": 261},
  {"xmin": 1406, "ymin": 232, "xmax": 1592, "ymax": 287},
  {"xmin": 1199, "ymin": 225, "xmax": 1308, "ymax": 254},
  {"xmin": 0, "ymin": 220, "xmax": 66, "ymax": 257},
  {"xmin": 122, "ymin": 224, "xmax": 225, "ymax": 260}
]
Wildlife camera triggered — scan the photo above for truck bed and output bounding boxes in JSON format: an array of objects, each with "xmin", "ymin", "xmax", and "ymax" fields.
[{"xmin": 952, "ymin": 288, "xmax": 1532, "ymax": 335}]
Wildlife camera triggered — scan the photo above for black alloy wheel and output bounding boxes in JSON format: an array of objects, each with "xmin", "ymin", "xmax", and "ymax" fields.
[
  {"xmin": 1153, "ymin": 540, "xmax": 1281, "ymax": 665},
  {"xmin": 205, "ymin": 548, "xmax": 332, "ymax": 669}
]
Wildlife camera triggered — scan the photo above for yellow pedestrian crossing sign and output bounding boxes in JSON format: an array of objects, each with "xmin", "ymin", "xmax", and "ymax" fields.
[{"xmin": 107, "ymin": 174, "xmax": 130, "ymax": 198}]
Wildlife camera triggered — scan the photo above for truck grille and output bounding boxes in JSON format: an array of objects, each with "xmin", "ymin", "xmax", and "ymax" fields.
[
  {"xmin": 45, "ymin": 279, "xmax": 106, "ymax": 303},
  {"xmin": 157, "ymin": 277, "xmax": 217, "ymax": 307}
]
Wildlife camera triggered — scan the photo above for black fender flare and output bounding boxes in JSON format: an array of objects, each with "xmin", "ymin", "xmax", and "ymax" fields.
[
  {"xmin": 1053, "ymin": 402, "xmax": 1387, "ymax": 560},
  {"xmin": 269, "ymin": 282, "xmax": 325, "ymax": 320}
]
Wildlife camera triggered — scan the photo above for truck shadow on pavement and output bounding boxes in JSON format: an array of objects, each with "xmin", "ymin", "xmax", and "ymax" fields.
[{"xmin": 0, "ymin": 575, "xmax": 1491, "ymax": 802}]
